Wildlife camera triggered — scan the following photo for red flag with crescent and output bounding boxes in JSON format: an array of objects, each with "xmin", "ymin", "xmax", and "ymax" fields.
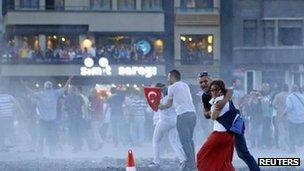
[{"xmin": 144, "ymin": 86, "xmax": 162, "ymax": 112}]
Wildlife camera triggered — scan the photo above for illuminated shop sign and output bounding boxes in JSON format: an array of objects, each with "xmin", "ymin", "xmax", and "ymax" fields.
[
  {"xmin": 80, "ymin": 57, "xmax": 112, "ymax": 76},
  {"xmin": 118, "ymin": 66, "xmax": 157, "ymax": 78},
  {"xmin": 80, "ymin": 58, "xmax": 158, "ymax": 78}
]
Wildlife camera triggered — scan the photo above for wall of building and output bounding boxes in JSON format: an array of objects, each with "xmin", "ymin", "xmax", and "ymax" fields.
[{"xmin": 4, "ymin": 11, "xmax": 164, "ymax": 32}]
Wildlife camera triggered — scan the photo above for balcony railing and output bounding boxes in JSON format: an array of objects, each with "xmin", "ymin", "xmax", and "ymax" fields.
[
  {"xmin": 233, "ymin": 46, "xmax": 304, "ymax": 64},
  {"xmin": 7, "ymin": 5, "xmax": 163, "ymax": 12},
  {"xmin": 175, "ymin": 7, "xmax": 219, "ymax": 14}
]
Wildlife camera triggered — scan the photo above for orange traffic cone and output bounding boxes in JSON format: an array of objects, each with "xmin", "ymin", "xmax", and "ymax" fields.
[{"xmin": 126, "ymin": 149, "xmax": 136, "ymax": 171}]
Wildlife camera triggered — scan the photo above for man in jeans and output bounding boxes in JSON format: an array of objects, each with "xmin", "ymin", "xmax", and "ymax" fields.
[
  {"xmin": 22, "ymin": 76, "xmax": 73, "ymax": 155},
  {"xmin": 159, "ymin": 70, "xmax": 196, "ymax": 171},
  {"xmin": 198, "ymin": 71, "xmax": 260, "ymax": 171},
  {"xmin": 284, "ymin": 84, "xmax": 304, "ymax": 153}
]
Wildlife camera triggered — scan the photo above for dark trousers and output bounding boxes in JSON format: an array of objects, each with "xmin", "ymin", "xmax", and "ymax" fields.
[
  {"xmin": 235, "ymin": 133, "xmax": 260, "ymax": 171},
  {"xmin": 177, "ymin": 112, "xmax": 196, "ymax": 168},
  {"xmin": 287, "ymin": 120, "xmax": 304, "ymax": 153},
  {"xmin": 38, "ymin": 120, "xmax": 57, "ymax": 155},
  {"xmin": 69, "ymin": 117, "xmax": 84, "ymax": 151},
  {"xmin": 0, "ymin": 117, "xmax": 15, "ymax": 149},
  {"xmin": 262, "ymin": 117, "xmax": 273, "ymax": 147}
]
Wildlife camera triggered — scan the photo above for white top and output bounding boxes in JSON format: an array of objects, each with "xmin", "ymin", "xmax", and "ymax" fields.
[
  {"xmin": 286, "ymin": 92, "xmax": 304, "ymax": 124},
  {"xmin": 209, "ymin": 95, "xmax": 230, "ymax": 132},
  {"xmin": 159, "ymin": 95, "xmax": 177, "ymax": 122},
  {"xmin": 168, "ymin": 81, "xmax": 196, "ymax": 115}
]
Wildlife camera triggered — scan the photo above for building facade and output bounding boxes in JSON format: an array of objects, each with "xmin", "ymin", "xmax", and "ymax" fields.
[
  {"xmin": 1, "ymin": 0, "xmax": 175, "ymax": 87},
  {"xmin": 174, "ymin": 0, "xmax": 221, "ymax": 83},
  {"xmin": 1, "ymin": 0, "xmax": 222, "ymax": 86},
  {"xmin": 223, "ymin": 0, "xmax": 304, "ymax": 93}
]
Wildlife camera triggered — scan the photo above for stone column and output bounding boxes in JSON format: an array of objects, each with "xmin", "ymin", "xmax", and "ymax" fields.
[
  {"xmin": 274, "ymin": 20, "xmax": 279, "ymax": 46},
  {"xmin": 175, "ymin": 0, "xmax": 181, "ymax": 8},
  {"xmin": 39, "ymin": 0, "xmax": 45, "ymax": 10},
  {"xmin": 214, "ymin": 0, "xmax": 220, "ymax": 9},
  {"xmin": 112, "ymin": 0, "xmax": 118, "ymax": 10},
  {"xmin": 39, "ymin": 34, "xmax": 46, "ymax": 51},
  {"xmin": 136, "ymin": 0, "xmax": 141, "ymax": 11},
  {"xmin": 14, "ymin": 0, "xmax": 20, "ymax": 10},
  {"xmin": 14, "ymin": 36, "xmax": 21, "ymax": 47}
]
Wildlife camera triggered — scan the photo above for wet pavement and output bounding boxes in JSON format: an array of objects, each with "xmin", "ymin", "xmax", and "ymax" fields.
[{"xmin": 0, "ymin": 143, "xmax": 303, "ymax": 171}]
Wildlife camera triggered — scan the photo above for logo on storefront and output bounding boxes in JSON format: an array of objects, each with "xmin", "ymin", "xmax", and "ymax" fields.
[
  {"xmin": 118, "ymin": 66, "xmax": 157, "ymax": 78},
  {"xmin": 80, "ymin": 57, "xmax": 112, "ymax": 76}
]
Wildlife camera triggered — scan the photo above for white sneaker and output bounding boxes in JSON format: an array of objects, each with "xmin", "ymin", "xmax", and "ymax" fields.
[{"xmin": 148, "ymin": 162, "xmax": 160, "ymax": 168}]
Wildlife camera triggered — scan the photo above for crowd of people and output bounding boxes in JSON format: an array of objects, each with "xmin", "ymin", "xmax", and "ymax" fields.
[
  {"xmin": 0, "ymin": 70, "xmax": 304, "ymax": 171},
  {"xmin": 0, "ymin": 78, "xmax": 159, "ymax": 155},
  {"xmin": 1, "ymin": 42, "xmax": 165, "ymax": 64},
  {"xmin": 181, "ymin": 42, "xmax": 214, "ymax": 65}
]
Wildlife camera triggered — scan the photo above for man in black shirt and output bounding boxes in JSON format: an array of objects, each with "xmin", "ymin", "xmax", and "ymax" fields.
[
  {"xmin": 65, "ymin": 86, "xmax": 85, "ymax": 152},
  {"xmin": 198, "ymin": 71, "xmax": 260, "ymax": 171},
  {"xmin": 107, "ymin": 87, "xmax": 126, "ymax": 147}
]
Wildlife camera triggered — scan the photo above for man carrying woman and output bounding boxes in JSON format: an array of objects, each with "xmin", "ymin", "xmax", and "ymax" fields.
[{"xmin": 197, "ymin": 79, "xmax": 235, "ymax": 171}]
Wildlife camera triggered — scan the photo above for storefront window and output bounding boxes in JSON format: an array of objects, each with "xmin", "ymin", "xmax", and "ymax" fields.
[
  {"xmin": 180, "ymin": 34, "xmax": 214, "ymax": 65},
  {"xmin": 263, "ymin": 21, "xmax": 275, "ymax": 46},
  {"xmin": 45, "ymin": 0, "xmax": 64, "ymax": 10},
  {"xmin": 46, "ymin": 35, "xmax": 78, "ymax": 49},
  {"xmin": 90, "ymin": 0, "xmax": 112, "ymax": 10},
  {"xmin": 19, "ymin": 0, "xmax": 39, "ymax": 9},
  {"xmin": 243, "ymin": 20, "xmax": 257, "ymax": 46},
  {"xmin": 117, "ymin": 0, "xmax": 136, "ymax": 10},
  {"xmin": 279, "ymin": 20, "xmax": 303, "ymax": 46},
  {"xmin": 142, "ymin": 0, "xmax": 162, "ymax": 11},
  {"xmin": 95, "ymin": 35, "xmax": 164, "ymax": 64},
  {"xmin": 180, "ymin": 0, "xmax": 213, "ymax": 9}
]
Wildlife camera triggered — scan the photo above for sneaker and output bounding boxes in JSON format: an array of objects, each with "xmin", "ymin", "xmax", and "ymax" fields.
[
  {"xmin": 148, "ymin": 162, "xmax": 160, "ymax": 168},
  {"xmin": 179, "ymin": 161, "xmax": 186, "ymax": 171}
]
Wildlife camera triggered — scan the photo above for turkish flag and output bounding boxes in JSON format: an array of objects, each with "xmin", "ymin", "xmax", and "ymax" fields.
[{"xmin": 144, "ymin": 86, "xmax": 162, "ymax": 112}]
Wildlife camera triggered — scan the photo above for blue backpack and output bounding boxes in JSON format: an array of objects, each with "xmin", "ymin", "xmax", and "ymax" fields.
[{"xmin": 216, "ymin": 101, "xmax": 245, "ymax": 134}]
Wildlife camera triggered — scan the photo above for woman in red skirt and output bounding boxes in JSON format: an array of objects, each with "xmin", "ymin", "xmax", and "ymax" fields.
[{"xmin": 197, "ymin": 80, "xmax": 235, "ymax": 171}]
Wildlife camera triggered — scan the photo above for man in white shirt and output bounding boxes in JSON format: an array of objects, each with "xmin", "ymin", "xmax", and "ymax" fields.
[
  {"xmin": 149, "ymin": 83, "xmax": 186, "ymax": 169},
  {"xmin": 284, "ymin": 84, "xmax": 304, "ymax": 153},
  {"xmin": 159, "ymin": 70, "xmax": 196, "ymax": 171}
]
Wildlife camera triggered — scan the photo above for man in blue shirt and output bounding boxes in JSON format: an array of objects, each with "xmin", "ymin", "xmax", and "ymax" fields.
[{"xmin": 22, "ymin": 76, "xmax": 73, "ymax": 155}]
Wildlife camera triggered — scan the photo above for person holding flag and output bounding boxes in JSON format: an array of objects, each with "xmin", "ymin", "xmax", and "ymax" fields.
[
  {"xmin": 159, "ymin": 70, "xmax": 196, "ymax": 171},
  {"xmin": 145, "ymin": 83, "xmax": 186, "ymax": 169}
]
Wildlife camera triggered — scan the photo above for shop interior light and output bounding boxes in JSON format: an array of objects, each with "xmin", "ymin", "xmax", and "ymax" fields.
[
  {"xmin": 126, "ymin": 84, "xmax": 130, "ymax": 87},
  {"xmin": 111, "ymin": 84, "xmax": 116, "ymax": 88},
  {"xmin": 58, "ymin": 83, "xmax": 62, "ymax": 87},
  {"xmin": 53, "ymin": 35, "xmax": 57, "ymax": 39},
  {"xmin": 208, "ymin": 35, "xmax": 213, "ymax": 44},
  {"xmin": 207, "ymin": 45, "xmax": 213, "ymax": 53},
  {"xmin": 83, "ymin": 39, "xmax": 93, "ymax": 49},
  {"xmin": 35, "ymin": 84, "xmax": 39, "ymax": 88},
  {"xmin": 68, "ymin": 84, "xmax": 71, "ymax": 88},
  {"xmin": 154, "ymin": 39, "xmax": 163, "ymax": 47},
  {"xmin": 180, "ymin": 36, "xmax": 186, "ymax": 42},
  {"xmin": 61, "ymin": 37, "xmax": 66, "ymax": 42},
  {"xmin": 133, "ymin": 84, "xmax": 138, "ymax": 88},
  {"xmin": 189, "ymin": 37, "xmax": 192, "ymax": 42}
]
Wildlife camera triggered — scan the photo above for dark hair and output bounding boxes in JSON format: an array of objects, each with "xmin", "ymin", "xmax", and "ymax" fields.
[
  {"xmin": 209, "ymin": 79, "xmax": 227, "ymax": 95},
  {"xmin": 110, "ymin": 87, "xmax": 117, "ymax": 94},
  {"xmin": 198, "ymin": 71, "xmax": 210, "ymax": 78},
  {"xmin": 155, "ymin": 83, "xmax": 165, "ymax": 88},
  {"xmin": 169, "ymin": 70, "xmax": 181, "ymax": 81},
  {"xmin": 232, "ymin": 78, "xmax": 240, "ymax": 84}
]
